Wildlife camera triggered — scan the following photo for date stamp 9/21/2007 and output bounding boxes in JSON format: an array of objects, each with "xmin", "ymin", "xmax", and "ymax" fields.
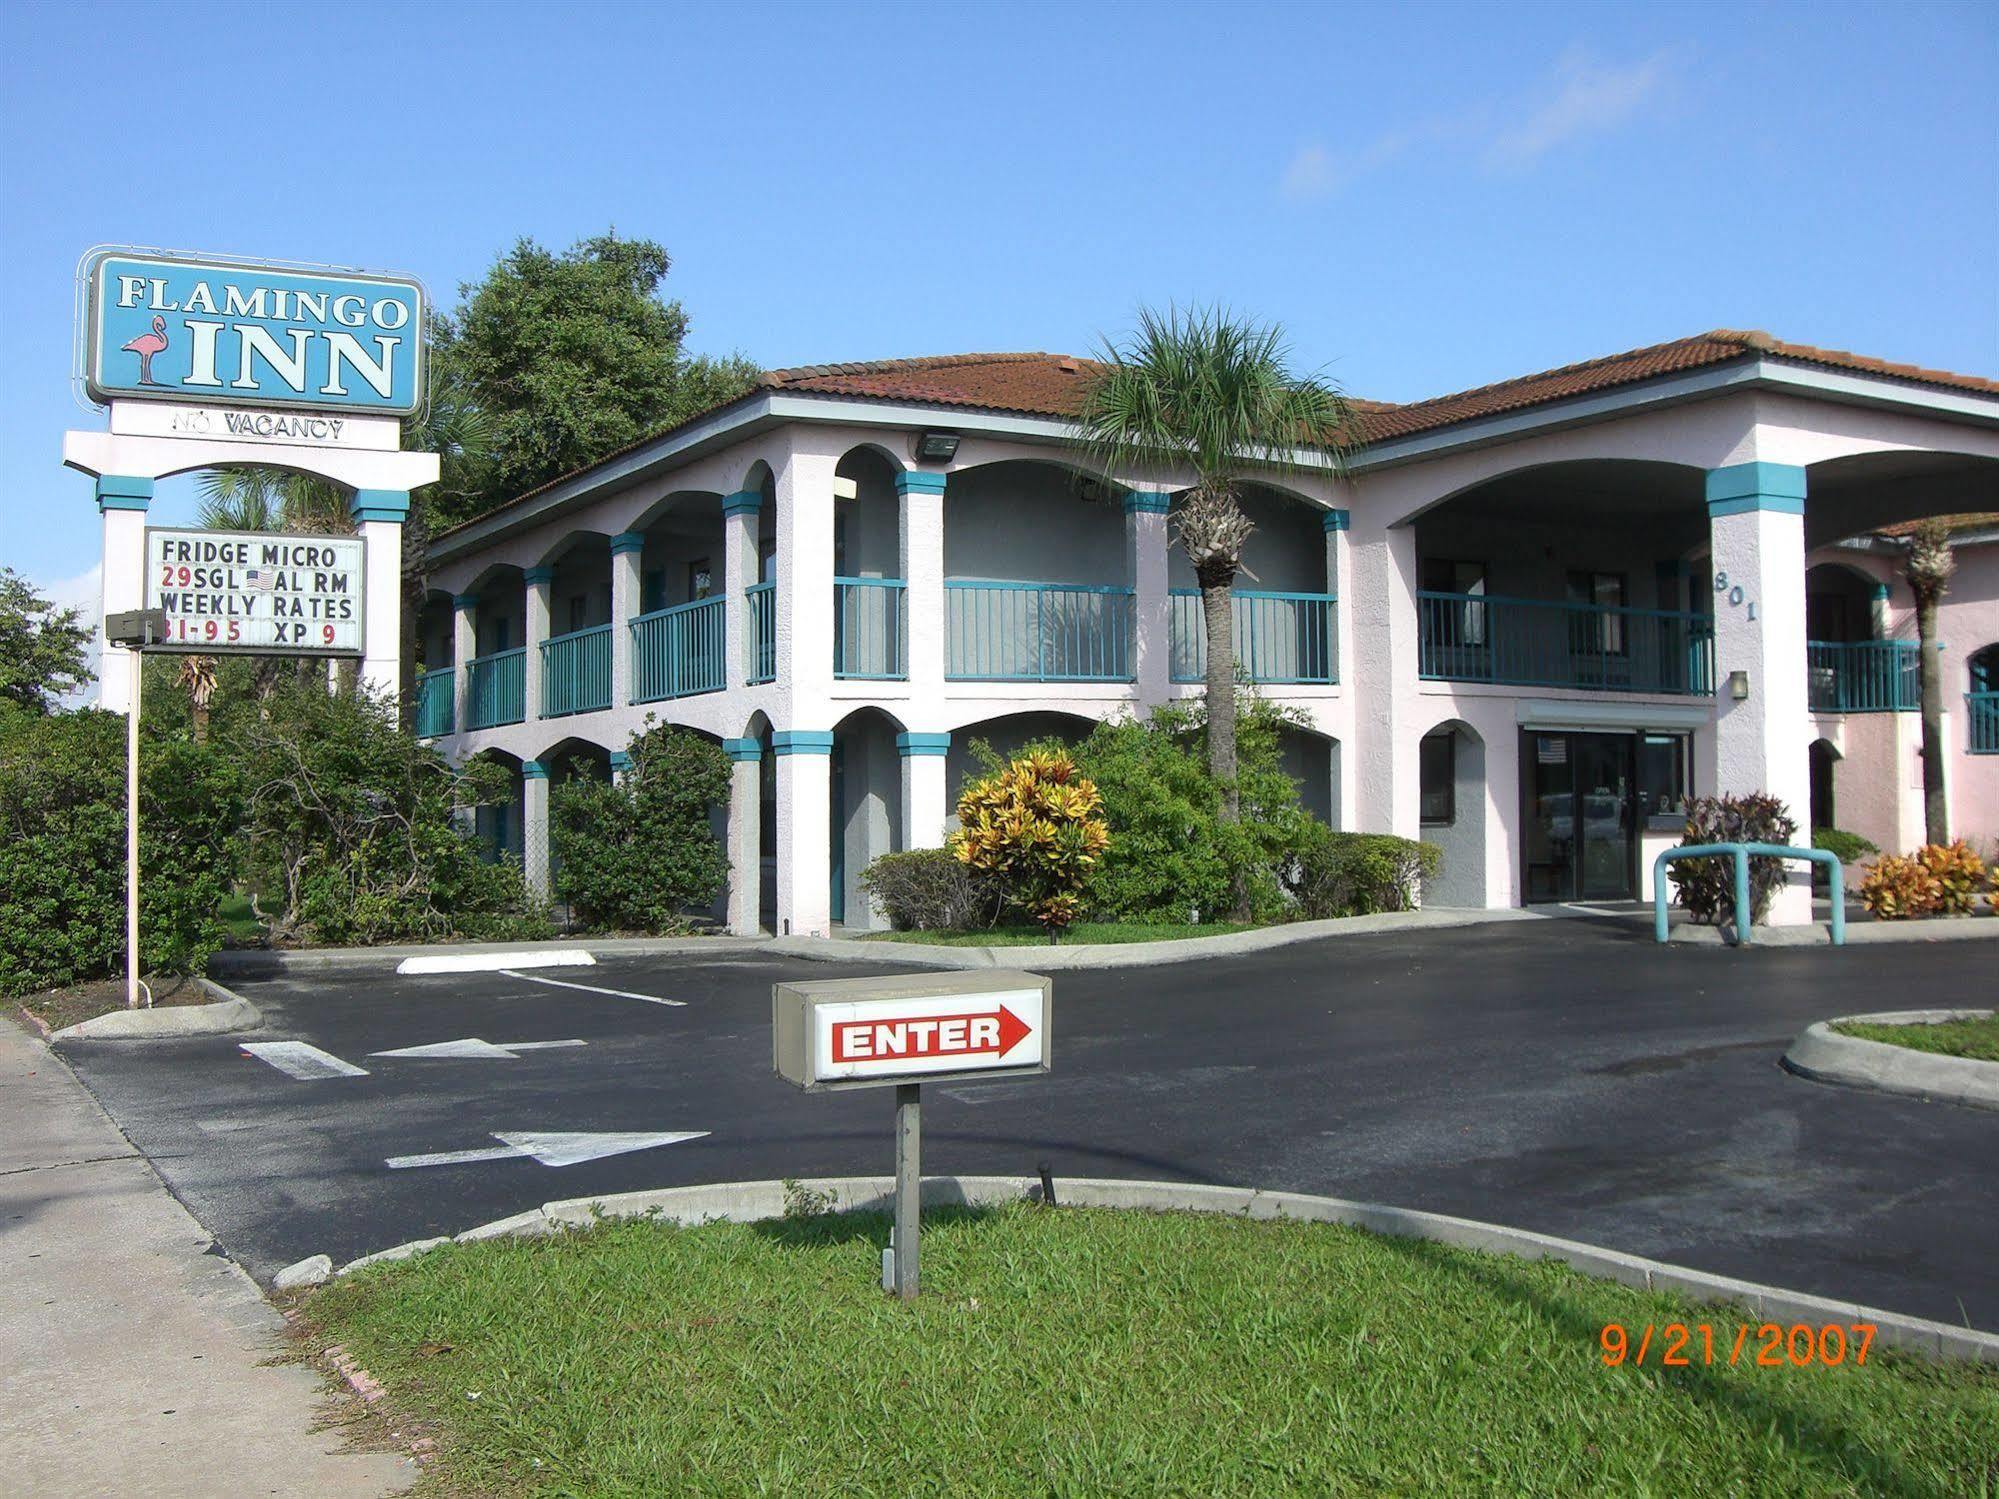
[{"xmin": 1600, "ymin": 1322, "xmax": 1877, "ymax": 1369}]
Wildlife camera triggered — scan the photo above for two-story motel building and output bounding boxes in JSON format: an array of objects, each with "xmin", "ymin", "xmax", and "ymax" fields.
[{"xmin": 414, "ymin": 330, "xmax": 1999, "ymax": 936}]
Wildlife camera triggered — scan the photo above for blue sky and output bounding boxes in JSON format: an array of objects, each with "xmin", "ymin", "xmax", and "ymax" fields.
[{"xmin": 3, "ymin": 0, "xmax": 1993, "ymax": 609}]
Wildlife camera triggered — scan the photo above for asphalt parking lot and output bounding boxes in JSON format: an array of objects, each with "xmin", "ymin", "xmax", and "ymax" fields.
[{"xmin": 51, "ymin": 919, "xmax": 1999, "ymax": 1327}]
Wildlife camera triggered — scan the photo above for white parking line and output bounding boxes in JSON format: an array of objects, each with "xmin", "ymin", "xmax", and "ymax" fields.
[
  {"xmin": 497, "ymin": 970, "xmax": 686, "ymax": 1006},
  {"xmin": 240, "ymin": 1041, "xmax": 368, "ymax": 1080},
  {"xmin": 397, "ymin": 949, "xmax": 596, "ymax": 975}
]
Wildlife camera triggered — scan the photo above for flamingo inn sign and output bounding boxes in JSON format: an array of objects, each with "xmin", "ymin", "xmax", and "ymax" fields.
[{"xmin": 66, "ymin": 247, "xmax": 440, "ymax": 713}]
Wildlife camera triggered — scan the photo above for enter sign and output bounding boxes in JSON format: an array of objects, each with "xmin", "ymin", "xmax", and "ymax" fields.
[
  {"xmin": 775, "ymin": 972, "xmax": 1052, "ymax": 1090},
  {"xmin": 831, "ymin": 1004, "xmax": 1034, "ymax": 1065}
]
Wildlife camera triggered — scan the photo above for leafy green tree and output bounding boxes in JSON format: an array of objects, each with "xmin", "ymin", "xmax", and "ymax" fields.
[
  {"xmin": 0, "ymin": 710, "xmax": 241, "ymax": 994},
  {"xmin": 1075, "ymin": 308, "xmax": 1356, "ymax": 853},
  {"xmin": 431, "ymin": 230, "xmax": 759, "ymax": 525},
  {"xmin": 0, "ymin": 567, "xmax": 93, "ymax": 714},
  {"xmin": 549, "ymin": 722, "xmax": 730, "ymax": 932}
]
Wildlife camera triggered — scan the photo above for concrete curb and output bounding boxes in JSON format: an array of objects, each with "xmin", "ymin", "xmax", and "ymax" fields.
[
  {"xmin": 775, "ymin": 906, "xmax": 1578, "ymax": 971},
  {"xmin": 1784, "ymin": 1009, "xmax": 1999, "ymax": 1112},
  {"xmin": 1670, "ymin": 914, "xmax": 1999, "ymax": 947},
  {"xmin": 209, "ymin": 934, "xmax": 767, "ymax": 978},
  {"xmin": 321, "ymin": 1174, "xmax": 1995, "ymax": 1365},
  {"xmin": 49, "ymin": 977, "xmax": 262, "ymax": 1043}
]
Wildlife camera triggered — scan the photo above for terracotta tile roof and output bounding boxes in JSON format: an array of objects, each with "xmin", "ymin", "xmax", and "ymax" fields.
[{"xmin": 440, "ymin": 332, "xmax": 1996, "ymax": 538}]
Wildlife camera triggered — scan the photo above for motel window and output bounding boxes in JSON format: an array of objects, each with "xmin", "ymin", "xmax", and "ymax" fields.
[
  {"xmin": 1419, "ymin": 732, "xmax": 1455, "ymax": 826},
  {"xmin": 1421, "ymin": 559, "xmax": 1487, "ymax": 648},
  {"xmin": 1637, "ymin": 732, "xmax": 1690, "ymax": 826},
  {"xmin": 1567, "ymin": 571, "xmax": 1627, "ymax": 654},
  {"xmin": 567, "ymin": 595, "xmax": 587, "ymax": 634},
  {"xmin": 688, "ymin": 559, "xmax": 713, "ymax": 601},
  {"xmin": 641, "ymin": 568, "xmax": 666, "ymax": 615}
]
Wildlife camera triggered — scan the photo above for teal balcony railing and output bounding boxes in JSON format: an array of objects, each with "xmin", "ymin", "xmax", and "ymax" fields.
[
  {"xmin": 834, "ymin": 578, "xmax": 907, "ymax": 680},
  {"xmin": 465, "ymin": 647, "xmax": 526, "ymax": 729},
  {"xmin": 632, "ymin": 595, "xmax": 725, "ymax": 703},
  {"xmin": 1807, "ymin": 640, "xmax": 1918, "ymax": 713},
  {"xmin": 746, "ymin": 582, "xmax": 776, "ymax": 685},
  {"xmin": 1417, "ymin": 592, "xmax": 1713, "ymax": 696},
  {"xmin": 541, "ymin": 623, "xmax": 613, "ymax": 718},
  {"xmin": 1967, "ymin": 691, "xmax": 1999, "ymax": 754},
  {"xmin": 946, "ymin": 581, "xmax": 1135, "ymax": 682},
  {"xmin": 414, "ymin": 668, "xmax": 454, "ymax": 737},
  {"xmin": 1170, "ymin": 589, "xmax": 1336, "ymax": 684}
]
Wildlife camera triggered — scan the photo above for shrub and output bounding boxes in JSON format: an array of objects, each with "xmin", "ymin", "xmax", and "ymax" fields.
[
  {"xmin": 1859, "ymin": 854, "xmax": 1941, "ymax": 920},
  {"xmin": 1811, "ymin": 827, "xmax": 1878, "ymax": 864},
  {"xmin": 950, "ymin": 749, "xmax": 1110, "ymax": 936},
  {"xmin": 1669, "ymin": 793, "xmax": 1799, "ymax": 926},
  {"xmin": 859, "ymin": 848, "xmax": 1000, "ymax": 932},
  {"xmin": 1288, "ymin": 828, "xmax": 1441, "ymax": 920},
  {"xmin": 1914, "ymin": 840, "xmax": 1988, "ymax": 916},
  {"xmin": 226, "ymin": 682, "xmax": 547, "ymax": 946},
  {"xmin": 550, "ymin": 722, "xmax": 729, "ymax": 932},
  {"xmin": 0, "ymin": 710, "xmax": 241, "ymax": 994}
]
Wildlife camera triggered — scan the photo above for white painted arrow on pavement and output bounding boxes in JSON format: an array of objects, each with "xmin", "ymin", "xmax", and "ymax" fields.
[
  {"xmin": 370, "ymin": 1038, "xmax": 588, "ymax": 1060},
  {"xmin": 385, "ymin": 1130, "xmax": 709, "ymax": 1170}
]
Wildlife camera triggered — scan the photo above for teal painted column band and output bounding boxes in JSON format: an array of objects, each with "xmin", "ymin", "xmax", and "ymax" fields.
[
  {"xmin": 721, "ymin": 490, "xmax": 763, "ymax": 517},
  {"xmin": 1705, "ymin": 462, "xmax": 1806, "ymax": 517},
  {"xmin": 723, "ymin": 736, "xmax": 763, "ymax": 762},
  {"xmin": 894, "ymin": 471, "xmax": 949, "ymax": 497},
  {"xmin": 1870, "ymin": 581, "xmax": 1891, "ymax": 602},
  {"xmin": 1321, "ymin": 508, "xmax": 1350, "ymax": 532},
  {"xmin": 1122, "ymin": 490, "xmax": 1172, "ymax": 514},
  {"xmin": 610, "ymin": 750, "xmax": 633, "ymax": 773},
  {"xmin": 523, "ymin": 565, "xmax": 555, "ymax": 586},
  {"xmin": 896, "ymin": 732, "xmax": 951, "ymax": 757},
  {"xmin": 523, "ymin": 760, "xmax": 549, "ymax": 780},
  {"xmin": 772, "ymin": 730, "xmax": 835, "ymax": 755},
  {"xmin": 349, "ymin": 488, "xmax": 410, "ymax": 523},
  {"xmin": 452, "ymin": 592, "xmax": 480, "ymax": 611},
  {"xmin": 610, "ymin": 531, "xmax": 646, "ymax": 556},
  {"xmin": 95, "ymin": 474, "xmax": 154, "ymax": 512}
]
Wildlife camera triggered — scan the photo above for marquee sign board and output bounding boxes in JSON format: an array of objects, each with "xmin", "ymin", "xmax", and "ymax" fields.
[
  {"xmin": 144, "ymin": 527, "xmax": 365, "ymax": 655},
  {"xmin": 84, "ymin": 250, "xmax": 425, "ymax": 415},
  {"xmin": 773, "ymin": 970, "xmax": 1052, "ymax": 1092}
]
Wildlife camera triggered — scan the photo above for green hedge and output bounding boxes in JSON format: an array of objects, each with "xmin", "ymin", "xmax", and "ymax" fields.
[
  {"xmin": 1289, "ymin": 829, "xmax": 1441, "ymax": 919},
  {"xmin": 859, "ymin": 847, "xmax": 1001, "ymax": 932}
]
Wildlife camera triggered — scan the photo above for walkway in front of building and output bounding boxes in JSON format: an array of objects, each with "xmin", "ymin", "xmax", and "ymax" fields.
[{"xmin": 0, "ymin": 1019, "xmax": 412, "ymax": 1499}]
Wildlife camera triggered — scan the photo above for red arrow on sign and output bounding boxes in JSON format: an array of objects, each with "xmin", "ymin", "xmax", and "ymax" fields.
[{"xmin": 832, "ymin": 1005, "xmax": 1033, "ymax": 1065}]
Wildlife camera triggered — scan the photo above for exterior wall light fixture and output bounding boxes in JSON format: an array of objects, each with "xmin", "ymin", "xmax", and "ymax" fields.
[
  {"xmin": 1728, "ymin": 669, "xmax": 1751, "ymax": 701},
  {"xmin": 914, "ymin": 431, "xmax": 960, "ymax": 462}
]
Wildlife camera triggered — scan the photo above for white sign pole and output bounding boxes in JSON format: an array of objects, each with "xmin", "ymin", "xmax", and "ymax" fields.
[
  {"xmin": 892, "ymin": 1083, "xmax": 922, "ymax": 1299},
  {"xmin": 125, "ymin": 647, "xmax": 142, "ymax": 1010}
]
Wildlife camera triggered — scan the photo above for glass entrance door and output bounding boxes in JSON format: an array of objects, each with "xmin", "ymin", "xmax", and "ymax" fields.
[{"xmin": 1523, "ymin": 731, "xmax": 1636, "ymax": 902}]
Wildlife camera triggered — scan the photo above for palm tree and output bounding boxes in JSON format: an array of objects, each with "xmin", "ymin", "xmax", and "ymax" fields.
[
  {"xmin": 1904, "ymin": 518, "xmax": 1956, "ymax": 844},
  {"xmin": 175, "ymin": 654, "xmax": 218, "ymax": 741},
  {"xmin": 1075, "ymin": 306, "xmax": 1356, "ymax": 820}
]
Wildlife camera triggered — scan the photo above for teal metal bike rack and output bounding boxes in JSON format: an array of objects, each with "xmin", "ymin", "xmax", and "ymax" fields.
[{"xmin": 1652, "ymin": 843, "xmax": 1845, "ymax": 947}]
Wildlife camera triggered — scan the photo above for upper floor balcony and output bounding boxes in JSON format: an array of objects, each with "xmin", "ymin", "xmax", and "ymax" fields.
[
  {"xmin": 1807, "ymin": 639, "xmax": 1917, "ymax": 714},
  {"xmin": 1417, "ymin": 591, "xmax": 1714, "ymax": 696}
]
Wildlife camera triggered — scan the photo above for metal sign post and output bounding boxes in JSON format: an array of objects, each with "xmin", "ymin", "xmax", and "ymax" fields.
[{"xmin": 773, "ymin": 970, "xmax": 1052, "ymax": 1301}]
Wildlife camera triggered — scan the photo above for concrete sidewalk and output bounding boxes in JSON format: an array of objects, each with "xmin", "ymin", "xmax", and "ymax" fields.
[{"xmin": 0, "ymin": 1017, "xmax": 410, "ymax": 1498}]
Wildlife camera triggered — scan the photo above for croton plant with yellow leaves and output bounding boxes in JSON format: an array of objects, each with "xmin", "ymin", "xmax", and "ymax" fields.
[{"xmin": 949, "ymin": 749, "xmax": 1111, "ymax": 938}]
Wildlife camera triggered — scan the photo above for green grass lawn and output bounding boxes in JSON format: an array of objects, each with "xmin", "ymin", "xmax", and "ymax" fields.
[
  {"xmin": 863, "ymin": 920, "xmax": 1252, "ymax": 946},
  {"xmin": 303, "ymin": 1204, "xmax": 1996, "ymax": 1497},
  {"xmin": 217, "ymin": 892, "xmax": 265, "ymax": 942},
  {"xmin": 1835, "ymin": 1012, "xmax": 1999, "ymax": 1063}
]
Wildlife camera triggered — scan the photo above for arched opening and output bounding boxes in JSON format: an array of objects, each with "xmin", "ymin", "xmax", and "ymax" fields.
[
  {"xmin": 945, "ymin": 461, "xmax": 1132, "ymax": 682},
  {"xmin": 466, "ymin": 748, "xmax": 525, "ymax": 866},
  {"xmin": 415, "ymin": 588, "xmax": 457, "ymax": 736},
  {"xmin": 1809, "ymin": 737, "xmax": 1841, "ymax": 831},
  {"xmin": 1420, "ymin": 720, "xmax": 1487, "ymax": 907},
  {"xmin": 626, "ymin": 491, "xmax": 726, "ymax": 704},
  {"xmin": 834, "ymin": 446, "xmax": 907, "ymax": 679},
  {"xmin": 830, "ymin": 707, "xmax": 906, "ymax": 931},
  {"xmin": 1805, "ymin": 561, "xmax": 1908, "ymax": 714},
  {"xmin": 746, "ymin": 711, "xmax": 777, "ymax": 931},
  {"xmin": 1168, "ymin": 482, "xmax": 1335, "ymax": 685},
  {"xmin": 1276, "ymin": 724, "xmax": 1338, "ymax": 826},
  {"xmin": 1970, "ymin": 644, "xmax": 1999, "ymax": 758},
  {"xmin": 1411, "ymin": 460, "xmax": 1711, "ymax": 696},
  {"xmin": 463, "ymin": 564, "xmax": 528, "ymax": 729},
  {"xmin": 538, "ymin": 736, "xmax": 612, "ymax": 920},
  {"xmin": 538, "ymin": 533, "xmax": 614, "ymax": 718},
  {"xmin": 1802, "ymin": 450, "xmax": 1999, "ymax": 549},
  {"xmin": 944, "ymin": 711, "xmax": 1098, "ymax": 810}
]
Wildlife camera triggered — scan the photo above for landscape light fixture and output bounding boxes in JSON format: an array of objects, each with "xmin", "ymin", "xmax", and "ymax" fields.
[
  {"xmin": 914, "ymin": 430, "xmax": 960, "ymax": 462},
  {"xmin": 1728, "ymin": 670, "xmax": 1751, "ymax": 701}
]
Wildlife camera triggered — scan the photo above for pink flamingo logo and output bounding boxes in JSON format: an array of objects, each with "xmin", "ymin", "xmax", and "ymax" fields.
[{"xmin": 122, "ymin": 315, "xmax": 169, "ymax": 386}]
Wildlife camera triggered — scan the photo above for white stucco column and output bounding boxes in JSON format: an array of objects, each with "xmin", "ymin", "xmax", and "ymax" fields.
[
  {"xmin": 522, "ymin": 758, "xmax": 551, "ymax": 900},
  {"xmin": 721, "ymin": 492, "xmax": 762, "ymax": 685},
  {"xmin": 724, "ymin": 737, "xmax": 764, "ymax": 935},
  {"xmin": 1349, "ymin": 519, "xmax": 1422, "ymax": 837},
  {"xmin": 348, "ymin": 490, "xmax": 407, "ymax": 701},
  {"xmin": 610, "ymin": 530, "xmax": 643, "ymax": 706},
  {"xmin": 774, "ymin": 731, "xmax": 833, "ymax": 936},
  {"xmin": 777, "ymin": 449, "xmax": 839, "ymax": 704},
  {"xmin": 1126, "ymin": 491, "xmax": 1172, "ymax": 706},
  {"xmin": 523, "ymin": 565, "xmax": 553, "ymax": 724},
  {"xmin": 898, "ymin": 732, "xmax": 951, "ymax": 848},
  {"xmin": 451, "ymin": 591, "xmax": 478, "ymax": 733},
  {"xmin": 93, "ymin": 475, "xmax": 153, "ymax": 715},
  {"xmin": 1706, "ymin": 462, "xmax": 1813, "ymax": 925},
  {"xmin": 898, "ymin": 471, "xmax": 948, "ymax": 703}
]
